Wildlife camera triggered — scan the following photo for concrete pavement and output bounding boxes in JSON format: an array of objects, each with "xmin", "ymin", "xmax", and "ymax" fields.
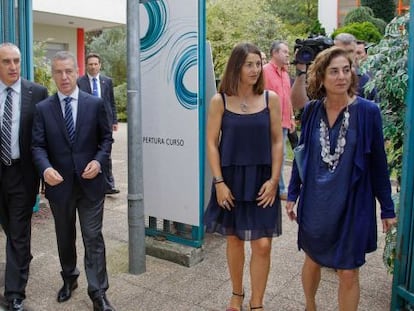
[{"xmin": 0, "ymin": 123, "xmax": 393, "ymax": 310}]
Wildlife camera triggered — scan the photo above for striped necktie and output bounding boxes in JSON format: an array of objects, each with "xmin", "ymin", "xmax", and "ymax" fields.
[
  {"xmin": 92, "ymin": 78, "xmax": 99, "ymax": 97},
  {"xmin": 64, "ymin": 97, "xmax": 75, "ymax": 143},
  {"xmin": 1, "ymin": 87, "xmax": 13, "ymax": 165}
]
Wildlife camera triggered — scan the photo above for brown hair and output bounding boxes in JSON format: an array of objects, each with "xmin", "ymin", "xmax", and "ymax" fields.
[
  {"xmin": 218, "ymin": 42, "xmax": 264, "ymax": 96},
  {"xmin": 85, "ymin": 52, "xmax": 101, "ymax": 63},
  {"xmin": 306, "ymin": 46, "xmax": 358, "ymax": 99}
]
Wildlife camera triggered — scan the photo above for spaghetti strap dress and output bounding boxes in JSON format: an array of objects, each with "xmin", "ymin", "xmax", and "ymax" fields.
[{"xmin": 204, "ymin": 91, "xmax": 282, "ymax": 241}]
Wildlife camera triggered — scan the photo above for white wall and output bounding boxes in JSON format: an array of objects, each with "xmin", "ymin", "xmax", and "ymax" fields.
[
  {"xmin": 318, "ymin": 0, "xmax": 338, "ymax": 35},
  {"xmin": 33, "ymin": 0, "xmax": 126, "ymax": 24},
  {"xmin": 34, "ymin": 24, "xmax": 77, "ymax": 54}
]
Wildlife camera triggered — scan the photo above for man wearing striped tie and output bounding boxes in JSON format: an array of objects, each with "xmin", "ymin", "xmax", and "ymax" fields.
[
  {"xmin": 32, "ymin": 51, "xmax": 115, "ymax": 311},
  {"xmin": 0, "ymin": 42, "xmax": 48, "ymax": 311}
]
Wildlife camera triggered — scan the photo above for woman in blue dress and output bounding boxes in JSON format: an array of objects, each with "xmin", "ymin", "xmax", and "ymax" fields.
[
  {"xmin": 286, "ymin": 47, "xmax": 397, "ymax": 311},
  {"xmin": 204, "ymin": 43, "xmax": 283, "ymax": 311}
]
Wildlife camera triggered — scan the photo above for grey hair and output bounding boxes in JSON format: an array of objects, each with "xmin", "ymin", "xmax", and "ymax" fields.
[
  {"xmin": 269, "ymin": 40, "xmax": 288, "ymax": 56},
  {"xmin": 51, "ymin": 51, "xmax": 78, "ymax": 69},
  {"xmin": 334, "ymin": 33, "xmax": 356, "ymax": 45},
  {"xmin": 0, "ymin": 42, "xmax": 21, "ymax": 56}
]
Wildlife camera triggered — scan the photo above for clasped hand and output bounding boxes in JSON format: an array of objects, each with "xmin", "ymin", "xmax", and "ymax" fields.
[{"xmin": 43, "ymin": 160, "xmax": 101, "ymax": 186}]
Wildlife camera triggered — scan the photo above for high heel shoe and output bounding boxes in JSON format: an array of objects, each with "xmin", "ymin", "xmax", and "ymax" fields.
[{"xmin": 226, "ymin": 291, "xmax": 245, "ymax": 311}]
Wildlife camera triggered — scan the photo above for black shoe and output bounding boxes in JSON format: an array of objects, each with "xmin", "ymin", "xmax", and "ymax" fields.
[
  {"xmin": 105, "ymin": 188, "xmax": 120, "ymax": 195},
  {"xmin": 8, "ymin": 298, "xmax": 24, "ymax": 311},
  {"xmin": 57, "ymin": 279, "xmax": 78, "ymax": 303},
  {"xmin": 93, "ymin": 295, "xmax": 115, "ymax": 311}
]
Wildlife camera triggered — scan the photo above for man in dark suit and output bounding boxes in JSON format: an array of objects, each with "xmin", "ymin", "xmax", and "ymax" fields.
[
  {"xmin": 0, "ymin": 42, "xmax": 48, "ymax": 311},
  {"xmin": 32, "ymin": 51, "xmax": 115, "ymax": 311},
  {"xmin": 77, "ymin": 53, "xmax": 119, "ymax": 195}
]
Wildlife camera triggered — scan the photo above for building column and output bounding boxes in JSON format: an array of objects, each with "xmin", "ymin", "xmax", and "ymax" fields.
[{"xmin": 77, "ymin": 28, "xmax": 85, "ymax": 76}]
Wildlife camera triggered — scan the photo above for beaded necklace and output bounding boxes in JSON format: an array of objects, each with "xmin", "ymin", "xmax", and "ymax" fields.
[{"xmin": 319, "ymin": 100, "xmax": 350, "ymax": 172}]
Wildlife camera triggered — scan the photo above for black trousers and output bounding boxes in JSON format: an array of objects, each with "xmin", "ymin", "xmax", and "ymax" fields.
[
  {"xmin": 0, "ymin": 163, "xmax": 33, "ymax": 301},
  {"xmin": 103, "ymin": 155, "xmax": 115, "ymax": 190},
  {"xmin": 49, "ymin": 180, "xmax": 109, "ymax": 300}
]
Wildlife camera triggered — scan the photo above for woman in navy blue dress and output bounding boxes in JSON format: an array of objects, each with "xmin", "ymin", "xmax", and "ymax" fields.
[
  {"xmin": 286, "ymin": 47, "xmax": 397, "ymax": 311},
  {"xmin": 204, "ymin": 43, "xmax": 283, "ymax": 311}
]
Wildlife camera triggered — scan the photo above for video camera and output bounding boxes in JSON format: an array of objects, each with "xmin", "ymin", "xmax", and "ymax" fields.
[{"xmin": 294, "ymin": 36, "xmax": 334, "ymax": 65}]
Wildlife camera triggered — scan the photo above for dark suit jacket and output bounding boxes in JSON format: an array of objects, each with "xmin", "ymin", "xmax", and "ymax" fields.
[
  {"xmin": 77, "ymin": 75, "xmax": 117, "ymax": 126},
  {"xmin": 6, "ymin": 79, "xmax": 48, "ymax": 205},
  {"xmin": 31, "ymin": 90, "xmax": 113, "ymax": 206}
]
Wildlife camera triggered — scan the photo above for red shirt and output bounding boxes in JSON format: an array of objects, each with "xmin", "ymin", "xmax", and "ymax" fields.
[{"xmin": 263, "ymin": 62, "xmax": 292, "ymax": 129}]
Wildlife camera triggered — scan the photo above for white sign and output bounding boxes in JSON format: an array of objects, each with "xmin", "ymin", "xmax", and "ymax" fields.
[{"xmin": 140, "ymin": 0, "xmax": 200, "ymax": 225}]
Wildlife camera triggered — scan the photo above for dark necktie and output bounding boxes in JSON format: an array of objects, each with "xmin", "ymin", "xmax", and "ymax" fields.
[
  {"xmin": 92, "ymin": 78, "xmax": 99, "ymax": 97},
  {"xmin": 64, "ymin": 97, "xmax": 75, "ymax": 143},
  {"xmin": 1, "ymin": 87, "xmax": 13, "ymax": 165}
]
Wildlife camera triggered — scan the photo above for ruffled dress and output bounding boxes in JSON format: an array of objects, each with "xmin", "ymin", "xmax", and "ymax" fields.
[{"xmin": 204, "ymin": 92, "xmax": 282, "ymax": 241}]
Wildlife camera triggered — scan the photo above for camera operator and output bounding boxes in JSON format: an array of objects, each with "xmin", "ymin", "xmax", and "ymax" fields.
[
  {"xmin": 291, "ymin": 33, "xmax": 377, "ymax": 109},
  {"xmin": 291, "ymin": 62, "xmax": 309, "ymax": 110},
  {"xmin": 291, "ymin": 36, "xmax": 333, "ymax": 109}
]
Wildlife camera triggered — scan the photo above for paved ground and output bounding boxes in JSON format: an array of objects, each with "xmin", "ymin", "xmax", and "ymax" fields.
[{"xmin": 0, "ymin": 123, "xmax": 394, "ymax": 310}]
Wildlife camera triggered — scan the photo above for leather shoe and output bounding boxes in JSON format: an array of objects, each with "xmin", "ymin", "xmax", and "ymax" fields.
[
  {"xmin": 93, "ymin": 295, "xmax": 115, "ymax": 311},
  {"xmin": 57, "ymin": 279, "xmax": 78, "ymax": 303},
  {"xmin": 105, "ymin": 188, "xmax": 120, "ymax": 195},
  {"xmin": 8, "ymin": 299, "xmax": 23, "ymax": 311}
]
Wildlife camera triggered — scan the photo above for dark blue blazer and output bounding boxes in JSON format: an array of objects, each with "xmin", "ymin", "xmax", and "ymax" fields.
[
  {"xmin": 9, "ymin": 79, "xmax": 48, "ymax": 205},
  {"xmin": 77, "ymin": 75, "xmax": 117, "ymax": 126},
  {"xmin": 31, "ymin": 90, "xmax": 113, "ymax": 205},
  {"xmin": 288, "ymin": 97, "xmax": 395, "ymax": 267}
]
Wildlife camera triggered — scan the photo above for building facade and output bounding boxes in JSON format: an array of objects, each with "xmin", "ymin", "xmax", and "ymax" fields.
[{"xmin": 33, "ymin": 0, "xmax": 126, "ymax": 74}]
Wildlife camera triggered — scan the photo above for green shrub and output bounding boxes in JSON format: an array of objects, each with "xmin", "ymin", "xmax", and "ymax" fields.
[
  {"xmin": 114, "ymin": 82, "xmax": 127, "ymax": 122},
  {"xmin": 383, "ymin": 194, "xmax": 399, "ymax": 274},
  {"xmin": 363, "ymin": 13, "xmax": 409, "ymax": 184},
  {"xmin": 33, "ymin": 41, "xmax": 56, "ymax": 94},
  {"xmin": 332, "ymin": 21, "xmax": 382, "ymax": 43},
  {"xmin": 362, "ymin": 14, "xmax": 409, "ymax": 274},
  {"xmin": 344, "ymin": 6, "xmax": 387, "ymax": 34},
  {"xmin": 361, "ymin": 0, "xmax": 396, "ymax": 23}
]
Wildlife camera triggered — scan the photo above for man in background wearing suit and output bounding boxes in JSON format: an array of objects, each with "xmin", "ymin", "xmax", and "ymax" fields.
[
  {"xmin": 32, "ymin": 51, "xmax": 115, "ymax": 311},
  {"xmin": 0, "ymin": 42, "xmax": 48, "ymax": 311},
  {"xmin": 77, "ymin": 53, "xmax": 119, "ymax": 195}
]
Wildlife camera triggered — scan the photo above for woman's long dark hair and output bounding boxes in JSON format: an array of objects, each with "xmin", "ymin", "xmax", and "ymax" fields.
[{"xmin": 218, "ymin": 42, "xmax": 264, "ymax": 96}]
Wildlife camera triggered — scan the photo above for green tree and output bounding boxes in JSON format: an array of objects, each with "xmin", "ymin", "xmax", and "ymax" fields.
[
  {"xmin": 344, "ymin": 6, "xmax": 387, "ymax": 34},
  {"xmin": 365, "ymin": 14, "xmax": 409, "ymax": 274},
  {"xmin": 332, "ymin": 22, "xmax": 382, "ymax": 43},
  {"xmin": 363, "ymin": 13, "xmax": 409, "ymax": 184},
  {"xmin": 308, "ymin": 20, "xmax": 326, "ymax": 36},
  {"xmin": 265, "ymin": 0, "xmax": 318, "ymax": 34},
  {"xmin": 207, "ymin": 0, "xmax": 323, "ymax": 81},
  {"xmin": 361, "ymin": 0, "xmax": 396, "ymax": 23},
  {"xmin": 207, "ymin": 0, "xmax": 294, "ymax": 78},
  {"xmin": 86, "ymin": 26, "xmax": 126, "ymax": 86}
]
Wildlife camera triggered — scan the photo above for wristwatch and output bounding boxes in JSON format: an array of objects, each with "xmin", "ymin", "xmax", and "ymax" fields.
[{"xmin": 296, "ymin": 69, "xmax": 306, "ymax": 77}]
